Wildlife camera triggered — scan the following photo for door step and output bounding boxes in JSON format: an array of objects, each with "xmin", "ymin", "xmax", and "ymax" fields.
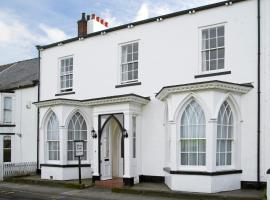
[{"xmin": 95, "ymin": 178, "xmax": 123, "ymax": 189}]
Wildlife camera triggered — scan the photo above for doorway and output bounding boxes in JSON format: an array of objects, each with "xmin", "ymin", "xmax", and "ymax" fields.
[{"xmin": 99, "ymin": 114, "xmax": 124, "ymax": 180}]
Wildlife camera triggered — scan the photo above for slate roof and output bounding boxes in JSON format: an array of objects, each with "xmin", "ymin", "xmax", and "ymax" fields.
[{"xmin": 0, "ymin": 58, "xmax": 39, "ymax": 91}]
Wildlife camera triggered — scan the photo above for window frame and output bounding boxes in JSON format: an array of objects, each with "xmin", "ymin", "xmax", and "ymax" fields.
[
  {"xmin": 3, "ymin": 136, "xmax": 12, "ymax": 163},
  {"xmin": 119, "ymin": 40, "xmax": 139, "ymax": 85},
  {"xmin": 58, "ymin": 55, "xmax": 74, "ymax": 94},
  {"xmin": 178, "ymin": 100, "xmax": 207, "ymax": 171},
  {"xmin": 67, "ymin": 112, "xmax": 88, "ymax": 163},
  {"xmin": 46, "ymin": 113, "xmax": 60, "ymax": 162},
  {"xmin": 3, "ymin": 96, "xmax": 13, "ymax": 124},
  {"xmin": 216, "ymin": 101, "xmax": 236, "ymax": 171},
  {"xmin": 198, "ymin": 23, "xmax": 227, "ymax": 75}
]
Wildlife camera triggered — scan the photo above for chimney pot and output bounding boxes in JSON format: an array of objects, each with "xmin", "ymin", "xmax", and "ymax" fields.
[
  {"xmin": 87, "ymin": 15, "xmax": 90, "ymax": 20},
  {"xmin": 91, "ymin": 14, "xmax": 95, "ymax": 19},
  {"xmin": 100, "ymin": 19, "xmax": 104, "ymax": 25},
  {"xmin": 81, "ymin": 12, "xmax": 86, "ymax": 20},
  {"xmin": 96, "ymin": 16, "xmax": 100, "ymax": 22},
  {"xmin": 104, "ymin": 22, "xmax": 108, "ymax": 27}
]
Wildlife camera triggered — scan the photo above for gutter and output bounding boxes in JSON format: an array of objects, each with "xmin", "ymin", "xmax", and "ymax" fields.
[
  {"xmin": 36, "ymin": 46, "xmax": 41, "ymax": 174},
  {"xmin": 257, "ymin": 0, "xmax": 261, "ymax": 189}
]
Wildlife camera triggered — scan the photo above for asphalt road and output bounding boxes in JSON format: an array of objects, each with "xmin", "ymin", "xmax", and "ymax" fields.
[{"xmin": 0, "ymin": 182, "xmax": 187, "ymax": 200}]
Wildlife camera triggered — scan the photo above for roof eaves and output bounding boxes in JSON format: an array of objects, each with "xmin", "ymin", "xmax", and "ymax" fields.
[{"xmin": 37, "ymin": 0, "xmax": 249, "ymax": 50}]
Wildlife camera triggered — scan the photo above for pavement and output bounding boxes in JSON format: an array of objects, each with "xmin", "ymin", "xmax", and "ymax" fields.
[
  {"xmin": 0, "ymin": 182, "xmax": 192, "ymax": 200},
  {"xmin": 1, "ymin": 177, "xmax": 265, "ymax": 200}
]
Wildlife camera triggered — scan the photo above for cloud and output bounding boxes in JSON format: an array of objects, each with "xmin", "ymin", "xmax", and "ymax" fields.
[
  {"xmin": 134, "ymin": 3, "xmax": 150, "ymax": 21},
  {"xmin": 0, "ymin": 9, "xmax": 69, "ymax": 64},
  {"xmin": 101, "ymin": 9, "xmax": 122, "ymax": 27}
]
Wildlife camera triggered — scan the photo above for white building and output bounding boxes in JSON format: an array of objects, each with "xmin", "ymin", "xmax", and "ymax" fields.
[
  {"xmin": 0, "ymin": 58, "xmax": 38, "ymax": 166},
  {"xmin": 35, "ymin": 0, "xmax": 270, "ymax": 193}
]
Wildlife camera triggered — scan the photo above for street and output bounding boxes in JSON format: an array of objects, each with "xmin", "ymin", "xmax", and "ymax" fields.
[{"xmin": 0, "ymin": 182, "xmax": 187, "ymax": 200}]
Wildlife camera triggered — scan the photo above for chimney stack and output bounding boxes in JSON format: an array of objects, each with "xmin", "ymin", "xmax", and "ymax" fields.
[
  {"xmin": 87, "ymin": 13, "xmax": 109, "ymax": 33},
  {"xmin": 77, "ymin": 13, "xmax": 87, "ymax": 37}
]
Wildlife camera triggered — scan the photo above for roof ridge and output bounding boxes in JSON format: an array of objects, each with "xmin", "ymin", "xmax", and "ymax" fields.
[{"xmin": 0, "ymin": 57, "xmax": 38, "ymax": 68}]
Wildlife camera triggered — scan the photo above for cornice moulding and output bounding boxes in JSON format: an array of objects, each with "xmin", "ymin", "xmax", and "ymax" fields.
[
  {"xmin": 34, "ymin": 94, "xmax": 150, "ymax": 108},
  {"xmin": 156, "ymin": 81, "xmax": 253, "ymax": 100}
]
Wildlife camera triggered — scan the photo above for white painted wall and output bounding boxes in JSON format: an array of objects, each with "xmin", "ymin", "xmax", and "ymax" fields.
[
  {"xmin": 0, "ymin": 86, "xmax": 38, "ymax": 164},
  {"xmin": 38, "ymin": 0, "xmax": 270, "ymax": 190}
]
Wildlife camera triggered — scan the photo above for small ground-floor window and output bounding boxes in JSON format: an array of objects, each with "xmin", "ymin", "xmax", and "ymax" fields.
[{"xmin": 3, "ymin": 136, "xmax": 11, "ymax": 162}]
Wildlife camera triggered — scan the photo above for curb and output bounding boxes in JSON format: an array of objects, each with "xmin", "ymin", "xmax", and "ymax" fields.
[
  {"xmin": 5, "ymin": 178, "xmax": 93, "ymax": 189},
  {"xmin": 112, "ymin": 187, "xmax": 263, "ymax": 200}
]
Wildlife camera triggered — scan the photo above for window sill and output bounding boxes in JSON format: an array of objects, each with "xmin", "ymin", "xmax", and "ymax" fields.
[
  {"xmin": 194, "ymin": 71, "xmax": 231, "ymax": 78},
  {"xmin": 0, "ymin": 124, "xmax": 16, "ymax": 127},
  {"xmin": 55, "ymin": 91, "xmax": 75, "ymax": 96},
  {"xmin": 40, "ymin": 163, "xmax": 91, "ymax": 168},
  {"xmin": 115, "ymin": 82, "xmax": 141, "ymax": 88},
  {"xmin": 163, "ymin": 167, "xmax": 242, "ymax": 176}
]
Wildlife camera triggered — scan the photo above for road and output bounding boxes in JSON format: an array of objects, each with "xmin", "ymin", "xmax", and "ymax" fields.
[{"xmin": 0, "ymin": 182, "xmax": 187, "ymax": 200}]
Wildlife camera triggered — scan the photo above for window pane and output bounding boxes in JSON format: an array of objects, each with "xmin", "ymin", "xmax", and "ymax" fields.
[
  {"xmin": 133, "ymin": 52, "xmax": 138, "ymax": 61},
  {"xmin": 202, "ymin": 29, "xmax": 209, "ymax": 40},
  {"xmin": 217, "ymin": 26, "xmax": 224, "ymax": 37},
  {"xmin": 127, "ymin": 44, "xmax": 132, "ymax": 53},
  {"xmin": 210, "ymin": 50, "xmax": 217, "ymax": 60},
  {"xmin": 133, "ymin": 43, "xmax": 138, "ymax": 52},
  {"xmin": 218, "ymin": 37, "xmax": 224, "ymax": 47},
  {"xmin": 210, "ymin": 38, "xmax": 217, "ymax": 48},
  {"xmin": 181, "ymin": 153, "xmax": 188, "ymax": 165},
  {"xmin": 218, "ymin": 59, "xmax": 225, "ymax": 69},
  {"xmin": 210, "ymin": 27, "xmax": 216, "ymax": 38},
  {"xmin": 210, "ymin": 60, "xmax": 217, "ymax": 70},
  {"xmin": 3, "ymin": 149, "xmax": 11, "ymax": 162}
]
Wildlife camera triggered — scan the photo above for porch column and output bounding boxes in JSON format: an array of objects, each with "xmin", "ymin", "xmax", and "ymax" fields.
[
  {"xmin": 123, "ymin": 112, "xmax": 134, "ymax": 186},
  {"xmin": 92, "ymin": 114, "xmax": 99, "ymax": 179},
  {"xmin": 207, "ymin": 119, "xmax": 217, "ymax": 172},
  {"xmin": 59, "ymin": 127, "xmax": 67, "ymax": 165}
]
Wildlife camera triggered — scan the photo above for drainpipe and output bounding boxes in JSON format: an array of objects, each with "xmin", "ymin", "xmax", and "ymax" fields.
[
  {"xmin": 36, "ymin": 46, "xmax": 41, "ymax": 174},
  {"xmin": 257, "ymin": 0, "xmax": 261, "ymax": 189}
]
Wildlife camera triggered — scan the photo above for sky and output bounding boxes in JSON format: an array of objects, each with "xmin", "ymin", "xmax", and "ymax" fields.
[{"xmin": 0, "ymin": 0, "xmax": 221, "ymax": 65}]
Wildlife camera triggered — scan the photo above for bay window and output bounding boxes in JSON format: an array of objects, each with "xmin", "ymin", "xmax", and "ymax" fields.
[{"xmin": 180, "ymin": 100, "xmax": 206, "ymax": 166}]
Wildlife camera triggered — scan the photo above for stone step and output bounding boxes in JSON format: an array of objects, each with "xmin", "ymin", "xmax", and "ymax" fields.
[{"xmin": 95, "ymin": 178, "xmax": 124, "ymax": 189}]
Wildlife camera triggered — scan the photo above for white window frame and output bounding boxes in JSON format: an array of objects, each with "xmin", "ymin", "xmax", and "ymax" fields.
[
  {"xmin": 58, "ymin": 56, "xmax": 74, "ymax": 93},
  {"xmin": 198, "ymin": 23, "xmax": 227, "ymax": 74},
  {"xmin": 2, "ymin": 94, "xmax": 14, "ymax": 124},
  {"xmin": 178, "ymin": 100, "xmax": 207, "ymax": 171},
  {"xmin": 67, "ymin": 112, "xmax": 88, "ymax": 163},
  {"xmin": 46, "ymin": 113, "xmax": 60, "ymax": 162},
  {"xmin": 3, "ymin": 136, "xmax": 12, "ymax": 163},
  {"xmin": 216, "ymin": 101, "xmax": 236, "ymax": 171},
  {"xmin": 119, "ymin": 40, "xmax": 139, "ymax": 84}
]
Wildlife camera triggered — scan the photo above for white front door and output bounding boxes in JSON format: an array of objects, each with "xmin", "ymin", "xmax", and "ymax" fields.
[{"xmin": 101, "ymin": 125, "xmax": 112, "ymax": 180}]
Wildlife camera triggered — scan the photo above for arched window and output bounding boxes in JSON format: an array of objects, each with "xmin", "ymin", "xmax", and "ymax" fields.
[
  {"xmin": 180, "ymin": 100, "xmax": 206, "ymax": 166},
  {"xmin": 67, "ymin": 112, "xmax": 87, "ymax": 160},
  {"xmin": 216, "ymin": 101, "xmax": 233, "ymax": 166},
  {"xmin": 47, "ymin": 113, "xmax": 60, "ymax": 160}
]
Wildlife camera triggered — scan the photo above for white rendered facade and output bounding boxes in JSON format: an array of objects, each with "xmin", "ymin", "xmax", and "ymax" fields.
[
  {"xmin": 36, "ymin": 0, "xmax": 270, "ymax": 193},
  {"xmin": 0, "ymin": 87, "xmax": 38, "ymax": 165}
]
